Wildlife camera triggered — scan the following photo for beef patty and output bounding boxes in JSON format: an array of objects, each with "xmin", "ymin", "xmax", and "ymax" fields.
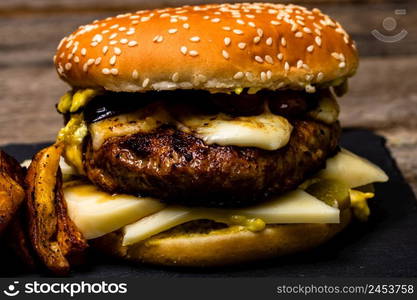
[{"xmin": 84, "ymin": 119, "xmax": 340, "ymax": 207}]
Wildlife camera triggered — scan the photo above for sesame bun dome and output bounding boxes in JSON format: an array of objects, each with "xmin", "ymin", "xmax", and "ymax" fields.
[{"xmin": 54, "ymin": 3, "xmax": 359, "ymax": 93}]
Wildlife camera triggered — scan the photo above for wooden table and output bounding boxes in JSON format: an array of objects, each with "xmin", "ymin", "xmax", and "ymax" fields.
[{"xmin": 1, "ymin": 0, "xmax": 416, "ymax": 195}]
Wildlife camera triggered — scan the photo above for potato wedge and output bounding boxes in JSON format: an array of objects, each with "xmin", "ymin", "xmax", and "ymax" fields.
[
  {"xmin": 3, "ymin": 213, "xmax": 37, "ymax": 269},
  {"xmin": 0, "ymin": 151, "xmax": 26, "ymax": 234},
  {"xmin": 55, "ymin": 169, "xmax": 88, "ymax": 257},
  {"xmin": 26, "ymin": 143, "xmax": 87, "ymax": 275}
]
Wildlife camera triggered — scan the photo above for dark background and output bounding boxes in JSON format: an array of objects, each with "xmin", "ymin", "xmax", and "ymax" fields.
[{"xmin": 0, "ymin": 0, "xmax": 416, "ymax": 196}]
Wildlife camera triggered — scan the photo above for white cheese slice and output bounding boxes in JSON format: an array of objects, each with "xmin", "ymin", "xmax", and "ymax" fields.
[
  {"xmin": 89, "ymin": 102, "xmax": 172, "ymax": 150},
  {"xmin": 122, "ymin": 189, "xmax": 339, "ymax": 246},
  {"xmin": 178, "ymin": 112, "xmax": 293, "ymax": 150},
  {"xmin": 317, "ymin": 148, "xmax": 388, "ymax": 188},
  {"xmin": 89, "ymin": 103, "xmax": 293, "ymax": 151},
  {"xmin": 64, "ymin": 183, "xmax": 165, "ymax": 239}
]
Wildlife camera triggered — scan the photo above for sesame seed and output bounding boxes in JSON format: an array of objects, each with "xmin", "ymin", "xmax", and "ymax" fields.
[
  {"xmin": 270, "ymin": 20, "xmax": 280, "ymax": 25},
  {"xmin": 253, "ymin": 36, "xmax": 261, "ymax": 44},
  {"xmin": 142, "ymin": 78, "xmax": 150, "ymax": 87},
  {"xmin": 66, "ymin": 40, "xmax": 73, "ymax": 49},
  {"xmin": 317, "ymin": 72, "xmax": 324, "ymax": 81},
  {"xmin": 267, "ymin": 70, "xmax": 272, "ymax": 79},
  {"xmin": 265, "ymin": 55, "xmax": 274, "ymax": 64},
  {"xmin": 315, "ymin": 36, "xmax": 322, "ymax": 46},
  {"xmin": 131, "ymin": 20, "xmax": 139, "ymax": 25},
  {"xmin": 190, "ymin": 36, "xmax": 200, "ymax": 42},
  {"xmin": 95, "ymin": 57, "xmax": 102, "ymax": 65},
  {"xmin": 233, "ymin": 72, "xmax": 244, "ymax": 79},
  {"xmin": 222, "ymin": 50, "xmax": 230, "ymax": 59},
  {"xmin": 295, "ymin": 32, "xmax": 303, "ymax": 38},
  {"xmin": 65, "ymin": 63, "xmax": 72, "ymax": 70},
  {"xmin": 111, "ymin": 68, "xmax": 118, "ymax": 75},
  {"xmin": 307, "ymin": 45, "xmax": 314, "ymax": 52},
  {"xmin": 141, "ymin": 16, "xmax": 150, "ymax": 22},
  {"xmin": 315, "ymin": 29, "xmax": 321, "ymax": 36},
  {"xmin": 128, "ymin": 40, "xmax": 138, "ymax": 47},
  {"xmin": 102, "ymin": 46, "xmax": 109, "ymax": 54},
  {"xmin": 233, "ymin": 29, "xmax": 244, "ymax": 35},
  {"xmin": 73, "ymin": 56, "xmax": 80, "ymax": 63},
  {"xmin": 284, "ymin": 61, "xmax": 290, "ymax": 71},
  {"xmin": 183, "ymin": 23, "xmax": 190, "ymax": 29},
  {"xmin": 339, "ymin": 62, "xmax": 346, "ymax": 68},
  {"xmin": 172, "ymin": 72, "xmax": 179, "ymax": 82},
  {"xmin": 102, "ymin": 68, "xmax": 110, "ymax": 75},
  {"xmin": 168, "ymin": 28, "xmax": 178, "ymax": 34},
  {"xmin": 224, "ymin": 37, "xmax": 231, "ymax": 46},
  {"xmin": 257, "ymin": 28, "xmax": 263, "ymax": 37},
  {"xmin": 291, "ymin": 23, "xmax": 298, "ymax": 32},
  {"xmin": 109, "ymin": 55, "xmax": 117, "ymax": 65},
  {"xmin": 222, "ymin": 26, "xmax": 231, "ymax": 31},
  {"xmin": 83, "ymin": 63, "xmax": 88, "ymax": 72},
  {"xmin": 246, "ymin": 72, "xmax": 254, "ymax": 81},
  {"xmin": 120, "ymin": 38, "xmax": 128, "ymax": 44},
  {"xmin": 67, "ymin": 53, "xmax": 73, "ymax": 60},
  {"xmin": 260, "ymin": 72, "xmax": 266, "ymax": 82},
  {"xmin": 153, "ymin": 35, "xmax": 164, "ymax": 43},
  {"xmin": 266, "ymin": 37, "xmax": 273, "ymax": 46},
  {"xmin": 331, "ymin": 52, "xmax": 340, "ymax": 60},
  {"xmin": 90, "ymin": 42, "xmax": 98, "ymax": 47},
  {"xmin": 297, "ymin": 60, "xmax": 303, "ymax": 69},
  {"xmin": 238, "ymin": 42, "xmax": 246, "ymax": 49},
  {"xmin": 281, "ymin": 37, "xmax": 287, "ymax": 46},
  {"xmin": 126, "ymin": 30, "xmax": 135, "ymax": 36},
  {"xmin": 92, "ymin": 34, "xmax": 103, "ymax": 43},
  {"xmin": 132, "ymin": 69, "xmax": 139, "ymax": 79},
  {"xmin": 248, "ymin": 22, "xmax": 256, "ymax": 28},
  {"xmin": 211, "ymin": 18, "xmax": 220, "ymax": 23},
  {"xmin": 236, "ymin": 19, "xmax": 245, "ymax": 25},
  {"xmin": 189, "ymin": 50, "xmax": 199, "ymax": 56},
  {"xmin": 87, "ymin": 58, "xmax": 95, "ymax": 66},
  {"xmin": 277, "ymin": 53, "xmax": 283, "ymax": 60},
  {"xmin": 344, "ymin": 36, "xmax": 349, "ymax": 44},
  {"xmin": 180, "ymin": 46, "xmax": 187, "ymax": 55},
  {"xmin": 296, "ymin": 20, "xmax": 305, "ymax": 26},
  {"xmin": 254, "ymin": 56, "xmax": 263, "ymax": 63},
  {"xmin": 109, "ymin": 40, "xmax": 118, "ymax": 45},
  {"xmin": 110, "ymin": 24, "xmax": 119, "ymax": 29},
  {"xmin": 114, "ymin": 47, "xmax": 122, "ymax": 55},
  {"xmin": 303, "ymin": 27, "xmax": 312, "ymax": 33},
  {"xmin": 118, "ymin": 27, "xmax": 126, "ymax": 32}
]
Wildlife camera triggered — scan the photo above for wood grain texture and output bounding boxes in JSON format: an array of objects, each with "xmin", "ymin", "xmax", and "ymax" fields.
[{"xmin": 0, "ymin": 0, "xmax": 416, "ymax": 195}]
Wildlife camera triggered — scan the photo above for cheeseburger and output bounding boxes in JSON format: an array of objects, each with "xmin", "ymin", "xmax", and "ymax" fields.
[{"xmin": 50, "ymin": 3, "xmax": 388, "ymax": 267}]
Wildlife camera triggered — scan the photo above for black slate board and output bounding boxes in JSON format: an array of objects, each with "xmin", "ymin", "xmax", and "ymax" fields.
[{"xmin": 1, "ymin": 129, "xmax": 417, "ymax": 278}]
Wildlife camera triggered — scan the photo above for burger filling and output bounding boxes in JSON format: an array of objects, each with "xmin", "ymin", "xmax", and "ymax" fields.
[{"xmin": 55, "ymin": 88, "xmax": 388, "ymax": 245}]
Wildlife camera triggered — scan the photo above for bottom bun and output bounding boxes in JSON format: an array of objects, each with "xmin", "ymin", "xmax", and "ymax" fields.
[{"xmin": 92, "ymin": 209, "xmax": 351, "ymax": 267}]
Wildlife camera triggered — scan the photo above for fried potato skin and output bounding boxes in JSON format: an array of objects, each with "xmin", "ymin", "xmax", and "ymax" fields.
[
  {"xmin": 26, "ymin": 143, "xmax": 87, "ymax": 275},
  {"xmin": 0, "ymin": 151, "xmax": 26, "ymax": 234}
]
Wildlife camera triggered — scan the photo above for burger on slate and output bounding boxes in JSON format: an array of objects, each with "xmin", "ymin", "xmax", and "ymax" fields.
[{"xmin": 46, "ymin": 3, "xmax": 388, "ymax": 267}]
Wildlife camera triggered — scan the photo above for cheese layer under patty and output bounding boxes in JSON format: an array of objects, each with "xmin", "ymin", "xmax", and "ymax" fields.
[{"xmin": 63, "ymin": 149, "xmax": 388, "ymax": 245}]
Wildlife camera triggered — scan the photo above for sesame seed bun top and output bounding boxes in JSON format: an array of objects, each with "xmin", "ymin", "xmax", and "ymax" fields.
[{"xmin": 54, "ymin": 3, "xmax": 359, "ymax": 93}]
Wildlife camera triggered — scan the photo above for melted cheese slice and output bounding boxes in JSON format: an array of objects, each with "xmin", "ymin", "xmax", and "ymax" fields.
[
  {"xmin": 89, "ymin": 103, "xmax": 293, "ymax": 151},
  {"xmin": 64, "ymin": 183, "xmax": 165, "ymax": 239},
  {"xmin": 178, "ymin": 112, "xmax": 292, "ymax": 150},
  {"xmin": 122, "ymin": 189, "xmax": 339, "ymax": 246},
  {"xmin": 317, "ymin": 149, "xmax": 388, "ymax": 188}
]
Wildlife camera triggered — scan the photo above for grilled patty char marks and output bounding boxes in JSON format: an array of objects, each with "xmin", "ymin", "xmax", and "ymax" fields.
[{"xmin": 84, "ymin": 119, "xmax": 340, "ymax": 207}]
